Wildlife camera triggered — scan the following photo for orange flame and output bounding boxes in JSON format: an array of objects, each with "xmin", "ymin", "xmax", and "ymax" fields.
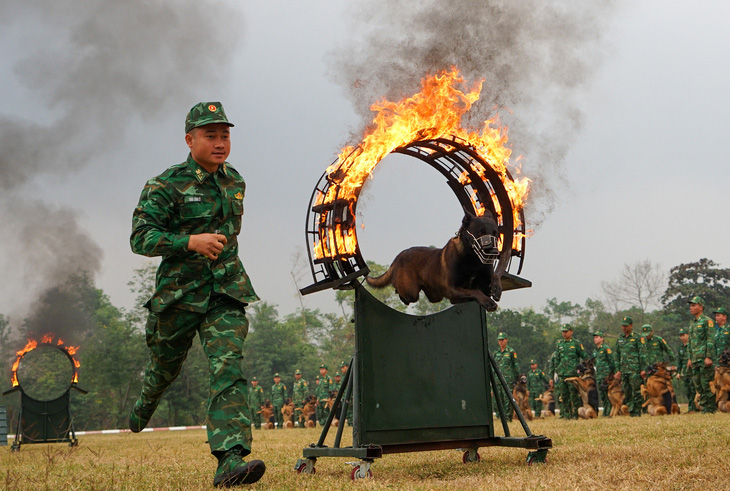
[
  {"xmin": 9, "ymin": 334, "xmax": 81, "ymax": 387},
  {"xmin": 313, "ymin": 67, "xmax": 530, "ymax": 259}
]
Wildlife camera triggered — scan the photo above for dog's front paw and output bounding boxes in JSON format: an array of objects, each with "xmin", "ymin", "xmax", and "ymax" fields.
[{"xmin": 481, "ymin": 298, "xmax": 499, "ymax": 312}]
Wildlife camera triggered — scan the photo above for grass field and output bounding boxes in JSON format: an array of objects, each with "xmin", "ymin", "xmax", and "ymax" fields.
[{"xmin": 2, "ymin": 410, "xmax": 728, "ymax": 490}]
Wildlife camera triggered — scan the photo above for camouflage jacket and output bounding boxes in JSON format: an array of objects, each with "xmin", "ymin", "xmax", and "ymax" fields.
[
  {"xmin": 677, "ymin": 343, "xmax": 690, "ymax": 377},
  {"xmin": 493, "ymin": 347, "xmax": 519, "ymax": 384},
  {"xmin": 315, "ymin": 374, "xmax": 333, "ymax": 400},
  {"xmin": 551, "ymin": 338, "xmax": 586, "ymax": 377},
  {"xmin": 715, "ymin": 323, "xmax": 730, "ymax": 362},
  {"xmin": 271, "ymin": 382, "xmax": 288, "ymax": 406},
  {"xmin": 641, "ymin": 335, "xmax": 675, "ymax": 367},
  {"xmin": 292, "ymin": 379, "xmax": 309, "ymax": 404},
  {"xmin": 593, "ymin": 343, "xmax": 616, "ymax": 381},
  {"xmin": 526, "ymin": 368, "xmax": 549, "ymax": 395},
  {"xmin": 330, "ymin": 380, "xmax": 342, "ymax": 397},
  {"xmin": 687, "ymin": 314, "xmax": 715, "ymax": 364},
  {"xmin": 131, "ymin": 154, "xmax": 258, "ymax": 313},
  {"xmin": 248, "ymin": 384, "xmax": 264, "ymax": 409},
  {"xmin": 615, "ymin": 331, "xmax": 646, "ymax": 374}
]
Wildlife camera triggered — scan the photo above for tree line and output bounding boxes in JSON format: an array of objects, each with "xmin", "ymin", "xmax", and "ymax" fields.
[{"xmin": 1, "ymin": 258, "xmax": 728, "ymax": 431}]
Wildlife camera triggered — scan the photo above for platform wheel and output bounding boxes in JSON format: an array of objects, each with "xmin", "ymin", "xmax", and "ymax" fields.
[
  {"xmin": 526, "ymin": 449, "xmax": 549, "ymax": 466},
  {"xmin": 11, "ymin": 444, "xmax": 21, "ymax": 453},
  {"xmin": 462, "ymin": 449, "xmax": 481, "ymax": 463},
  {"xmin": 295, "ymin": 458, "xmax": 316, "ymax": 474},
  {"xmin": 351, "ymin": 464, "xmax": 373, "ymax": 480}
]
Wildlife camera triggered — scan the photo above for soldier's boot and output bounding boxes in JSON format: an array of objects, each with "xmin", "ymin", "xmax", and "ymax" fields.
[
  {"xmin": 128, "ymin": 398, "xmax": 159, "ymax": 433},
  {"xmin": 213, "ymin": 446, "xmax": 266, "ymax": 487}
]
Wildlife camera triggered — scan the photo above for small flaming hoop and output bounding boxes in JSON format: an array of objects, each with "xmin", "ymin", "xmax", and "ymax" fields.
[{"xmin": 10, "ymin": 335, "xmax": 81, "ymax": 394}]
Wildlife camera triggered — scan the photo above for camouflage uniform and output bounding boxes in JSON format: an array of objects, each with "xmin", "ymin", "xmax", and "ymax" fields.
[
  {"xmin": 676, "ymin": 330, "xmax": 698, "ymax": 412},
  {"xmin": 592, "ymin": 333, "xmax": 616, "ymax": 417},
  {"xmin": 713, "ymin": 307, "xmax": 730, "ymax": 362},
  {"xmin": 247, "ymin": 380, "xmax": 264, "ymax": 429},
  {"xmin": 526, "ymin": 362, "xmax": 550, "ymax": 416},
  {"xmin": 316, "ymin": 367, "xmax": 333, "ymax": 426},
  {"xmin": 551, "ymin": 325, "xmax": 586, "ymax": 419},
  {"xmin": 687, "ymin": 298, "xmax": 716, "ymax": 413},
  {"xmin": 270, "ymin": 376, "xmax": 287, "ymax": 429},
  {"xmin": 615, "ymin": 319, "xmax": 646, "ymax": 417},
  {"xmin": 292, "ymin": 371, "xmax": 308, "ymax": 428},
  {"xmin": 493, "ymin": 333, "xmax": 519, "ymax": 422},
  {"xmin": 131, "ymin": 136, "xmax": 259, "ymax": 455},
  {"xmin": 640, "ymin": 325, "xmax": 675, "ymax": 368},
  {"xmin": 340, "ymin": 361, "xmax": 353, "ymax": 426}
]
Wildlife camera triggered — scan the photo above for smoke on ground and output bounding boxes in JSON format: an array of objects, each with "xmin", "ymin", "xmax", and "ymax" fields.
[{"xmin": 329, "ymin": 0, "xmax": 619, "ymax": 227}]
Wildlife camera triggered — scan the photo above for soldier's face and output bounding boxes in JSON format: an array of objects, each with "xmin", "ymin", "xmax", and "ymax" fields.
[
  {"xmin": 716, "ymin": 313, "xmax": 727, "ymax": 325},
  {"xmin": 621, "ymin": 324, "xmax": 632, "ymax": 335},
  {"xmin": 593, "ymin": 335, "xmax": 603, "ymax": 346},
  {"xmin": 251, "ymin": 381, "xmax": 258, "ymax": 386},
  {"xmin": 562, "ymin": 330, "xmax": 572, "ymax": 340},
  {"xmin": 185, "ymin": 123, "xmax": 231, "ymax": 171},
  {"xmin": 679, "ymin": 333, "xmax": 689, "ymax": 344},
  {"xmin": 319, "ymin": 368, "xmax": 327, "ymax": 376},
  {"xmin": 498, "ymin": 339, "xmax": 507, "ymax": 349},
  {"xmin": 341, "ymin": 366, "xmax": 348, "ymax": 374},
  {"xmin": 689, "ymin": 303, "xmax": 702, "ymax": 316},
  {"xmin": 274, "ymin": 377, "xmax": 280, "ymax": 383},
  {"xmin": 295, "ymin": 374, "xmax": 301, "ymax": 380},
  {"xmin": 530, "ymin": 363, "xmax": 537, "ymax": 370}
]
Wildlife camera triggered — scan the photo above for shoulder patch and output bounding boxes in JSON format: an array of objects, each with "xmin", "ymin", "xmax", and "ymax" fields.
[
  {"xmin": 640, "ymin": 338, "xmax": 645, "ymax": 344},
  {"xmin": 606, "ymin": 348, "xmax": 612, "ymax": 354},
  {"xmin": 709, "ymin": 320, "xmax": 715, "ymax": 328}
]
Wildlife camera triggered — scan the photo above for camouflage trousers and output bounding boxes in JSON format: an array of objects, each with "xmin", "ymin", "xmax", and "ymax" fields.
[
  {"xmin": 621, "ymin": 372, "xmax": 643, "ymax": 417},
  {"xmin": 529, "ymin": 392, "xmax": 543, "ymax": 416},
  {"xmin": 273, "ymin": 405, "xmax": 284, "ymax": 429},
  {"xmin": 679, "ymin": 374, "xmax": 698, "ymax": 412},
  {"xmin": 556, "ymin": 376, "xmax": 580, "ymax": 419},
  {"xmin": 597, "ymin": 384, "xmax": 612, "ymax": 417},
  {"xmin": 692, "ymin": 364, "xmax": 716, "ymax": 413},
  {"xmin": 494, "ymin": 385, "xmax": 513, "ymax": 422},
  {"xmin": 316, "ymin": 401, "xmax": 329, "ymax": 426},
  {"xmin": 140, "ymin": 295, "xmax": 252, "ymax": 454}
]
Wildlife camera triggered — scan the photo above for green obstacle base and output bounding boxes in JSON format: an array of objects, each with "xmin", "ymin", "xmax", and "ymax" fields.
[{"xmin": 296, "ymin": 283, "xmax": 551, "ymax": 479}]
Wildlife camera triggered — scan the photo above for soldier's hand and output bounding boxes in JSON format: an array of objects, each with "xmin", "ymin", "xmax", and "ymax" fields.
[
  {"xmin": 704, "ymin": 357, "xmax": 713, "ymax": 367},
  {"xmin": 614, "ymin": 372, "xmax": 621, "ymax": 381},
  {"xmin": 188, "ymin": 233, "xmax": 228, "ymax": 260},
  {"xmin": 640, "ymin": 371, "xmax": 646, "ymax": 378}
]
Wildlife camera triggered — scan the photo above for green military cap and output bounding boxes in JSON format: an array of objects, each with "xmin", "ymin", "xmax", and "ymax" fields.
[
  {"xmin": 560, "ymin": 324, "xmax": 572, "ymax": 332},
  {"xmin": 713, "ymin": 307, "xmax": 728, "ymax": 315},
  {"xmin": 320, "ymin": 363, "xmax": 328, "ymax": 369},
  {"xmin": 687, "ymin": 295, "xmax": 704, "ymax": 306},
  {"xmin": 251, "ymin": 376, "xmax": 258, "ymax": 381},
  {"xmin": 273, "ymin": 373, "xmax": 280, "ymax": 378},
  {"xmin": 334, "ymin": 373, "xmax": 341, "ymax": 378},
  {"xmin": 184, "ymin": 101, "xmax": 234, "ymax": 133},
  {"xmin": 593, "ymin": 330, "xmax": 605, "ymax": 338},
  {"xmin": 315, "ymin": 375, "xmax": 320, "ymax": 380},
  {"xmin": 295, "ymin": 369, "xmax": 301, "ymax": 375},
  {"xmin": 497, "ymin": 332, "xmax": 508, "ymax": 340},
  {"xmin": 641, "ymin": 324, "xmax": 653, "ymax": 333},
  {"xmin": 529, "ymin": 359, "xmax": 537, "ymax": 364},
  {"xmin": 340, "ymin": 361, "xmax": 348, "ymax": 368},
  {"xmin": 678, "ymin": 328, "xmax": 688, "ymax": 335},
  {"xmin": 621, "ymin": 316, "xmax": 633, "ymax": 326}
]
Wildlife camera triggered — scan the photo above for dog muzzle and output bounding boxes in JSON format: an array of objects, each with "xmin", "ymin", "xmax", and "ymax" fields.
[{"xmin": 464, "ymin": 230, "xmax": 499, "ymax": 265}]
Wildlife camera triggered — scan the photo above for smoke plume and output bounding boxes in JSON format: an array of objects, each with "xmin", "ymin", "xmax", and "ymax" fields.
[
  {"xmin": 329, "ymin": 0, "xmax": 619, "ymax": 226},
  {"xmin": 0, "ymin": 1, "xmax": 242, "ymax": 342}
]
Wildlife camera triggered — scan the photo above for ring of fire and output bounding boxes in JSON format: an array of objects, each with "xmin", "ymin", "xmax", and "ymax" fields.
[{"xmin": 11, "ymin": 335, "xmax": 80, "ymax": 395}]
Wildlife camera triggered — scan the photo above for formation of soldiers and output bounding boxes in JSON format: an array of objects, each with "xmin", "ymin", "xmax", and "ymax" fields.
[
  {"xmin": 494, "ymin": 295, "xmax": 730, "ymax": 419},
  {"xmin": 247, "ymin": 361, "xmax": 352, "ymax": 429}
]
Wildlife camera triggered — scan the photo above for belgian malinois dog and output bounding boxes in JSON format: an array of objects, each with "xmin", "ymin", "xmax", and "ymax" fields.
[{"xmin": 365, "ymin": 210, "xmax": 502, "ymax": 311}]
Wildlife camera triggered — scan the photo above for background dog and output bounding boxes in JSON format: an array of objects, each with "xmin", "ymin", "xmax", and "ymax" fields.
[
  {"xmin": 607, "ymin": 377, "xmax": 629, "ymax": 416},
  {"xmin": 281, "ymin": 399, "xmax": 295, "ymax": 428},
  {"xmin": 297, "ymin": 395, "xmax": 317, "ymax": 428},
  {"xmin": 712, "ymin": 351, "xmax": 730, "ymax": 412},
  {"xmin": 259, "ymin": 400, "xmax": 275, "ymax": 429},
  {"xmin": 512, "ymin": 375, "xmax": 533, "ymax": 421},
  {"xmin": 565, "ymin": 362, "xmax": 598, "ymax": 419},
  {"xmin": 365, "ymin": 210, "xmax": 502, "ymax": 311},
  {"xmin": 641, "ymin": 363, "xmax": 679, "ymax": 416},
  {"xmin": 536, "ymin": 389, "xmax": 555, "ymax": 417}
]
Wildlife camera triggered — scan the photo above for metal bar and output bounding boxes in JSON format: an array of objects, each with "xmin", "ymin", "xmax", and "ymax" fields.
[
  {"xmin": 303, "ymin": 445, "xmax": 382, "ymax": 459},
  {"xmin": 315, "ymin": 363, "xmax": 350, "ymax": 448},
  {"xmin": 489, "ymin": 360, "xmax": 510, "ymax": 437},
  {"xmin": 378, "ymin": 435, "xmax": 551, "ymax": 454},
  {"xmin": 488, "ymin": 350, "xmax": 533, "ymax": 437},
  {"xmin": 333, "ymin": 358, "xmax": 353, "ymax": 448}
]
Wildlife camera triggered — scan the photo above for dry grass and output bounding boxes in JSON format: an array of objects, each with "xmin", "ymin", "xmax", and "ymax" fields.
[{"xmin": 2, "ymin": 410, "xmax": 729, "ymax": 490}]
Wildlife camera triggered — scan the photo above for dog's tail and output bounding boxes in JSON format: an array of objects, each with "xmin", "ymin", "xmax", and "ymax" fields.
[{"xmin": 365, "ymin": 266, "xmax": 393, "ymax": 288}]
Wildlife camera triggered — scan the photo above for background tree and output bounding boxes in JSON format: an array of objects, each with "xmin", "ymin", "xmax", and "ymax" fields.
[
  {"xmin": 661, "ymin": 258, "xmax": 730, "ymax": 318},
  {"xmin": 601, "ymin": 260, "xmax": 667, "ymax": 320}
]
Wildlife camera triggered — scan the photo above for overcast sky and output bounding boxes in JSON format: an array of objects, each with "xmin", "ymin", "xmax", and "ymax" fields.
[{"xmin": 1, "ymin": 1, "xmax": 728, "ymax": 325}]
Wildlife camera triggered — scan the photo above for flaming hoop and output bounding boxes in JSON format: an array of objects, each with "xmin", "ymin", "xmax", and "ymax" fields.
[
  {"xmin": 10, "ymin": 334, "xmax": 80, "ymax": 391},
  {"xmin": 301, "ymin": 68, "xmax": 530, "ymax": 294}
]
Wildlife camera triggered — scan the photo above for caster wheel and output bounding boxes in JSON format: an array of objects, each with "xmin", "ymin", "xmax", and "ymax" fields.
[
  {"xmin": 296, "ymin": 461, "xmax": 316, "ymax": 474},
  {"xmin": 462, "ymin": 450, "xmax": 481, "ymax": 463},
  {"xmin": 526, "ymin": 450, "xmax": 549, "ymax": 465},
  {"xmin": 351, "ymin": 465, "xmax": 373, "ymax": 480}
]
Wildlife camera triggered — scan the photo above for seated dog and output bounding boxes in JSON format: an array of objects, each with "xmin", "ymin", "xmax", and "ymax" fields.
[
  {"xmin": 259, "ymin": 400, "xmax": 275, "ymax": 429},
  {"xmin": 565, "ymin": 363, "xmax": 598, "ymax": 419},
  {"xmin": 281, "ymin": 399, "xmax": 295, "ymax": 429},
  {"xmin": 366, "ymin": 210, "xmax": 503, "ymax": 311},
  {"xmin": 641, "ymin": 363, "xmax": 679, "ymax": 416},
  {"xmin": 512, "ymin": 375, "xmax": 533, "ymax": 421},
  {"xmin": 536, "ymin": 389, "xmax": 555, "ymax": 417},
  {"xmin": 712, "ymin": 364, "xmax": 730, "ymax": 413},
  {"xmin": 297, "ymin": 395, "xmax": 317, "ymax": 428},
  {"xmin": 606, "ymin": 377, "xmax": 629, "ymax": 416}
]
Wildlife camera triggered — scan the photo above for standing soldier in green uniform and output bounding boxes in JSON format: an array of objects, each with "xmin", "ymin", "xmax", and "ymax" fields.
[
  {"xmin": 315, "ymin": 364, "xmax": 332, "ymax": 426},
  {"xmin": 713, "ymin": 307, "xmax": 730, "ymax": 361},
  {"xmin": 248, "ymin": 377, "xmax": 264, "ymax": 429},
  {"xmin": 340, "ymin": 361, "xmax": 353, "ymax": 426},
  {"xmin": 614, "ymin": 316, "xmax": 646, "ymax": 417},
  {"xmin": 641, "ymin": 324, "xmax": 675, "ymax": 367},
  {"xmin": 551, "ymin": 324, "xmax": 586, "ymax": 419},
  {"xmin": 676, "ymin": 328, "xmax": 698, "ymax": 412},
  {"xmin": 270, "ymin": 374, "xmax": 287, "ymax": 429},
  {"xmin": 292, "ymin": 369, "xmax": 308, "ymax": 429},
  {"xmin": 592, "ymin": 331, "xmax": 616, "ymax": 417},
  {"xmin": 526, "ymin": 360, "xmax": 550, "ymax": 418},
  {"xmin": 687, "ymin": 296, "xmax": 716, "ymax": 413},
  {"xmin": 129, "ymin": 102, "xmax": 265, "ymax": 486},
  {"xmin": 493, "ymin": 332, "xmax": 519, "ymax": 421}
]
